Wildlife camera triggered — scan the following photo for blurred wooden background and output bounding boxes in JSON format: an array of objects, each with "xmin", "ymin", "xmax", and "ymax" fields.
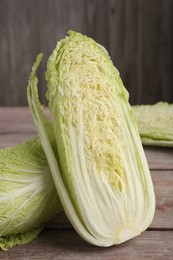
[{"xmin": 0, "ymin": 0, "xmax": 173, "ymax": 106}]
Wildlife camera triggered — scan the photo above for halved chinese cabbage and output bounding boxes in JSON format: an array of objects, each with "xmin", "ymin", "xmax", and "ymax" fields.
[
  {"xmin": 28, "ymin": 32, "xmax": 155, "ymax": 247},
  {"xmin": 132, "ymin": 102, "xmax": 173, "ymax": 147},
  {"xmin": 0, "ymin": 123, "xmax": 62, "ymax": 250}
]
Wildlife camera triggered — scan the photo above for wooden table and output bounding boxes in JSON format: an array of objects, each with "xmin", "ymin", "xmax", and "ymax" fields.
[{"xmin": 0, "ymin": 107, "xmax": 173, "ymax": 260}]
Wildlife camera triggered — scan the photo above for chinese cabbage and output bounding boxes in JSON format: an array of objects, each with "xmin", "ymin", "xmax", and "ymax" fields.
[
  {"xmin": 0, "ymin": 122, "xmax": 62, "ymax": 250},
  {"xmin": 28, "ymin": 32, "xmax": 155, "ymax": 247},
  {"xmin": 132, "ymin": 102, "xmax": 173, "ymax": 147}
]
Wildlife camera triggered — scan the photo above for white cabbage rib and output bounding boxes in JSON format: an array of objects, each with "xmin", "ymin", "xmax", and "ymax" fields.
[
  {"xmin": 28, "ymin": 32, "xmax": 155, "ymax": 246},
  {"xmin": 27, "ymin": 55, "xmax": 106, "ymax": 246}
]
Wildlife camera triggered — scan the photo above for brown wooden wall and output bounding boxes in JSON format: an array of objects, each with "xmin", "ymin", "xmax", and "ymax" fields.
[{"xmin": 0, "ymin": 0, "xmax": 173, "ymax": 106}]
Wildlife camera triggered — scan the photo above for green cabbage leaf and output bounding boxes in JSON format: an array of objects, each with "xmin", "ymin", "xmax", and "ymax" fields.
[
  {"xmin": 28, "ymin": 32, "xmax": 155, "ymax": 247},
  {"xmin": 0, "ymin": 122, "xmax": 62, "ymax": 250},
  {"xmin": 132, "ymin": 102, "xmax": 173, "ymax": 147}
]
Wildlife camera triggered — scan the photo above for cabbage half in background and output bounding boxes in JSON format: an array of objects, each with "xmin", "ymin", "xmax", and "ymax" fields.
[
  {"xmin": 0, "ymin": 123, "xmax": 62, "ymax": 251},
  {"xmin": 28, "ymin": 31, "xmax": 155, "ymax": 246},
  {"xmin": 132, "ymin": 102, "xmax": 173, "ymax": 147}
]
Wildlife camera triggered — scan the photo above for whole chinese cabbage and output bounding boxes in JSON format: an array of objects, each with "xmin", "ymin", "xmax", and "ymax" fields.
[
  {"xmin": 0, "ymin": 123, "xmax": 62, "ymax": 250},
  {"xmin": 28, "ymin": 31, "xmax": 155, "ymax": 246},
  {"xmin": 132, "ymin": 102, "xmax": 173, "ymax": 147}
]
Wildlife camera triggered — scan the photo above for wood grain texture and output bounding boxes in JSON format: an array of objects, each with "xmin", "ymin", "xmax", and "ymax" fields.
[
  {"xmin": 0, "ymin": 230, "xmax": 173, "ymax": 260},
  {"xmin": 145, "ymin": 147, "xmax": 173, "ymax": 170},
  {"xmin": 151, "ymin": 171, "xmax": 173, "ymax": 229},
  {"xmin": 0, "ymin": 107, "xmax": 50, "ymax": 134},
  {"xmin": 0, "ymin": 0, "xmax": 173, "ymax": 106}
]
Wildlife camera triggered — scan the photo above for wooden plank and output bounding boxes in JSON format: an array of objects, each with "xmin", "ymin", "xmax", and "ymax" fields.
[
  {"xmin": 0, "ymin": 133, "xmax": 36, "ymax": 149},
  {"xmin": 0, "ymin": 230, "xmax": 172, "ymax": 259},
  {"xmin": 140, "ymin": 0, "xmax": 173, "ymax": 104},
  {"xmin": 108, "ymin": 0, "xmax": 143, "ymax": 104},
  {"xmin": 0, "ymin": 0, "xmax": 41, "ymax": 106},
  {"xmin": 0, "ymin": 107, "xmax": 50, "ymax": 134},
  {"xmin": 0, "ymin": 107, "xmax": 35, "ymax": 133},
  {"xmin": 150, "ymin": 171, "xmax": 173, "ymax": 228},
  {"xmin": 0, "ymin": 107, "xmax": 39, "ymax": 148},
  {"xmin": 1, "ymin": 1, "xmax": 173, "ymax": 106},
  {"xmin": 145, "ymin": 147, "xmax": 173, "ymax": 170}
]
